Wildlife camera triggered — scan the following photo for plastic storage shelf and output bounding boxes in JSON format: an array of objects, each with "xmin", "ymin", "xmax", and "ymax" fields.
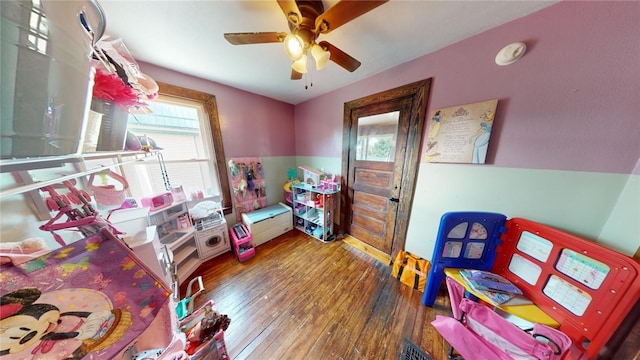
[{"xmin": 292, "ymin": 184, "xmax": 337, "ymax": 242}]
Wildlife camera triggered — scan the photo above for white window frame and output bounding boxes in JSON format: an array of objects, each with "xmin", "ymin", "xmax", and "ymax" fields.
[
  {"xmin": 125, "ymin": 83, "xmax": 231, "ymax": 213},
  {"xmin": 123, "ymin": 95, "xmax": 221, "ymax": 201}
]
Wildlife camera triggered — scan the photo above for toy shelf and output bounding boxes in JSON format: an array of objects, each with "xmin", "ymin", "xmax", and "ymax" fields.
[{"xmin": 292, "ymin": 184, "xmax": 337, "ymax": 242}]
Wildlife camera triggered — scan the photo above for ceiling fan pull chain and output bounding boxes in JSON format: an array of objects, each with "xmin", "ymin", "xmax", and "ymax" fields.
[
  {"xmin": 305, "ymin": 60, "xmax": 314, "ymax": 90},
  {"xmin": 305, "ymin": 74, "xmax": 314, "ymax": 90},
  {"xmin": 305, "ymin": 69, "xmax": 313, "ymax": 90}
]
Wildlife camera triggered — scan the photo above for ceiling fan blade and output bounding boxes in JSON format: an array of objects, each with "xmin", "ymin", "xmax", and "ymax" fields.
[
  {"xmin": 277, "ymin": 0, "xmax": 302, "ymax": 26},
  {"xmin": 319, "ymin": 41, "xmax": 361, "ymax": 72},
  {"xmin": 315, "ymin": 0, "xmax": 388, "ymax": 34},
  {"xmin": 291, "ymin": 69, "xmax": 303, "ymax": 80},
  {"xmin": 224, "ymin": 32, "xmax": 287, "ymax": 45}
]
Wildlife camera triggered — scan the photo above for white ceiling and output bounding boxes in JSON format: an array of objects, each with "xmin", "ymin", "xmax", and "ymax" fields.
[{"xmin": 97, "ymin": 0, "xmax": 557, "ymax": 105}]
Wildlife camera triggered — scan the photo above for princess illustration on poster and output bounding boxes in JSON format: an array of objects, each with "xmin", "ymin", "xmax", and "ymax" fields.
[{"xmin": 425, "ymin": 99, "xmax": 498, "ymax": 163}]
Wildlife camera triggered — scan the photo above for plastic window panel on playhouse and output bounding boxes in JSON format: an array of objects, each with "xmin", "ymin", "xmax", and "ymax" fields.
[
  {"xmin": 423, "ymin": 212, "xmax": 508, "ymax": 307},
  {"xmin": 493, "ymin": 218, "xmax": 640, "ymax": 359}
]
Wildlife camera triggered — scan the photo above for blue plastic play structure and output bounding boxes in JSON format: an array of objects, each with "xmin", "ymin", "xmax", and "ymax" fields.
[{"xmin": 422, "ymin": 211, "xmax": 507, "ymax": 306}]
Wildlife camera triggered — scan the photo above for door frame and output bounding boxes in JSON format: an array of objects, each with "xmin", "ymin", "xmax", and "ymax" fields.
[{"xmin": 339, "ymin": 79, "xmax": 431, "ymax": 261}]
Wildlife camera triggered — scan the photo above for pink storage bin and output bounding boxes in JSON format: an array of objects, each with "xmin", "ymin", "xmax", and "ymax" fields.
[{"xmin": 229, "ymin": 223, "xmax": 255, "ymax": 262}]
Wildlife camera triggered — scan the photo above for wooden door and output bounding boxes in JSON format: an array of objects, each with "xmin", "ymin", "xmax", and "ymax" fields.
[{"xmin": 341, "ymin": 80, "xmax": 430, "ymax": 262}]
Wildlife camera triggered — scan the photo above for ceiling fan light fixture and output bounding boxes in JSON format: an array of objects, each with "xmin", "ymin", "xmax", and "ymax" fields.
[
  {"xmin": 283, "ymin": 34, "xmax": 305, "ymax": 60},
  {"xmin": 292, "ymin": 54, "xmax": 308, "ymax": 74},
  {"xmin": 311, "ymin": 43, "xmax": 330, "ymax": 70}
]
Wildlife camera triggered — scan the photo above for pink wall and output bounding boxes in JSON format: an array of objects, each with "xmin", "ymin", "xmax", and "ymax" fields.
[
  {"xmin": 139, "ymin": 62, "xmax": 296, "ymax": 157},
  {"xmin": 295, "ymin": 1, "xmax": 640, "ymax": 175}
]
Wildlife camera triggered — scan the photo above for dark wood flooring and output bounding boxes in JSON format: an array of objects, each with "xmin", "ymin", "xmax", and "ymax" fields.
[{"xmin": 183, "ymin": 230, "xmax": 453, "ymax": 360}]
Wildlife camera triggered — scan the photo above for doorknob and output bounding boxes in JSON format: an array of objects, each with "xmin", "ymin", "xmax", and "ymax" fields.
[{"xmin": 389, "ymin": 197, "xmax": 399, "ymax": 203}]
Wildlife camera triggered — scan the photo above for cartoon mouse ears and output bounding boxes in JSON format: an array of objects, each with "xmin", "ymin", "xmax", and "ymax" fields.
[
  {"xmin": 0, "ymin": 288, "xmax": 42, "ymax": 320},
  {"xmin": 0, "ymin": 303, "xmax": 23, "ymax": 320}
]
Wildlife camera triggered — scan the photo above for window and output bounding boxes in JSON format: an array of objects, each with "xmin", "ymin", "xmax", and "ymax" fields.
[
  {"xmin": 111, "ymin": 83, "xmax": 230, "ymax": 213},
  {"xmin": 26, "ymin": 0, "xmax": 49, "ymax": 55},
  {"xmin": 355, "ymin": 111, "xmax": 399, "ymax": 162},
  {"xmin": 125, "ymin": 95, "xmax": 219, "ymax": 196}
]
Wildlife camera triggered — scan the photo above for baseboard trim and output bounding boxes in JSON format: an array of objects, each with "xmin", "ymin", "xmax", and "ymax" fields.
[{"xmin": 343, "ymin": 235, "xmax": 392, "ymax": 265}]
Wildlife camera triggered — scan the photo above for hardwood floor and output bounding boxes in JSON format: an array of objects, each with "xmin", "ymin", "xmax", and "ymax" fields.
[{"xmin": 183, "ymin": 230, "xmax": 453, "ymax": 360}]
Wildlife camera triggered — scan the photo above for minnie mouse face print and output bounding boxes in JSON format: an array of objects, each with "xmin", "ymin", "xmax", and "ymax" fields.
[
  {"xmin": 0, "ymin": 287, "xmax": 131, "ymax": 359},
  {"xmin": 0, "ymin": 289, "xmax": 60, "ymax": 355}
]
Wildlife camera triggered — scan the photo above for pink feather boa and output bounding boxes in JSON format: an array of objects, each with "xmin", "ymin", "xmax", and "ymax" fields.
[{"xmin": 92, "ymin": 68, "xmax": 146, "ymax": 108}]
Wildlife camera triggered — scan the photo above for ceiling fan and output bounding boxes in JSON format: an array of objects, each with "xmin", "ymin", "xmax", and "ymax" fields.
[{"xmin": 224, "ymin": 0, "xmax": 388, "ymax": 80}]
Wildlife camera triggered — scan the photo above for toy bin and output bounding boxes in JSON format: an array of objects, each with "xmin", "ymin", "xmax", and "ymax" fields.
[{"xmin": 229, "ymin": 223, "xmax": 255, "ymax": 262}]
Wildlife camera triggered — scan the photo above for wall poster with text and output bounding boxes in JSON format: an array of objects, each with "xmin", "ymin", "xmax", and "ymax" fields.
[{"xmin": 424, "ymin": 99, "xmax": 498, "ymax": 164}]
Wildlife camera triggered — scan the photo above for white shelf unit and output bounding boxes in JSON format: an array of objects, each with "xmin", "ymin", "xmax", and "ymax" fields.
[
  {"xmin": 0, "ymin": 151, "xmax": 158, "ymax": 222},
  {"xmin": 0, "ymin": 151, "xmax": 156, "ymax": 198},
  {"xmin": 148, "ymin": 201, "xmax": 200, "ymax": 284},
  {"xmin": 291, "ymin": 184, "xmax": 337, "ymax": 242},
  {"xmin": 0, "ymin": 150, "xmax": 202, "ymax": 283}
]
